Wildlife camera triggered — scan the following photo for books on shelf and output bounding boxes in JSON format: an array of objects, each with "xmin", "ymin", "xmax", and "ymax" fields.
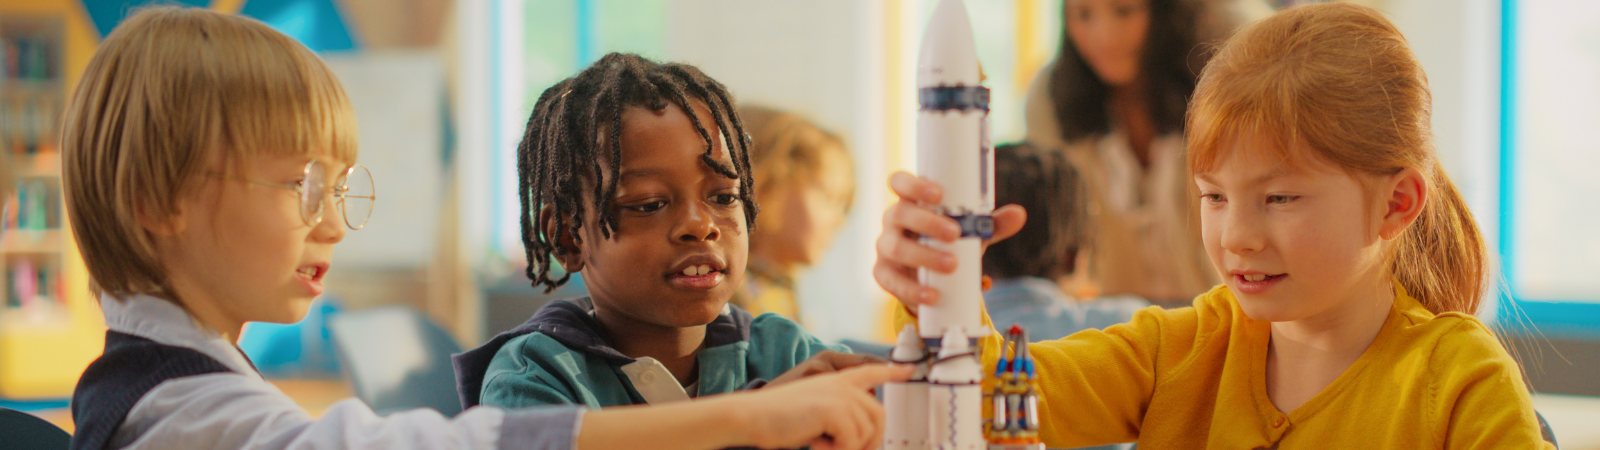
[
  {"xmin": 0, "ymin": 18, "xmax": 66, "ymax": 318},
  {"xmin": 2, "ymin": 32, "xmax": 62, "ymax": 156}
]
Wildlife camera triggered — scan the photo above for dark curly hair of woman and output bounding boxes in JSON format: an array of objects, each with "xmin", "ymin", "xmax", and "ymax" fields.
[{"xmin": 1050, "ymin": 0, "xmax": 1203, "ymax": 141}]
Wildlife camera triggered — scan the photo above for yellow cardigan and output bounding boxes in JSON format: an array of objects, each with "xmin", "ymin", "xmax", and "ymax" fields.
[{"xmin": 897, "ymin": 282, "xmax": 1552, "ymax": 449}]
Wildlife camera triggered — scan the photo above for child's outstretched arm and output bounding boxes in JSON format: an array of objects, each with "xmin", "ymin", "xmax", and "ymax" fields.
[
  {"xmin": 577, "ymin": 363, "xmax": 912, "ymax": 450},
  {"xmin": 108, "ymin": 362, "xmax": 906, "ymax": 450},
  {"xmin": 874, "ymin": 172, "xmax": 1178, "ymax": 448},
  {"xmin": 888, "ymin": 302, "xmax": 1169, "ymax": 448},
  {"xmin": 765, "ymin": 352, "xmax": 885, "ymax": 387}
]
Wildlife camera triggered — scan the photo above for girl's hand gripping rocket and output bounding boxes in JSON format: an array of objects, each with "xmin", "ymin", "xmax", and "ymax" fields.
[{"xmin": 874, "ymin": 171, "xmax": 1027, "ymax": 308}]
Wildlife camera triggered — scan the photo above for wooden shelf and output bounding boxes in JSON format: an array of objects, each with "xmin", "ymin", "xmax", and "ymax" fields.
[
  {"xmin": 0, "ymin": 229, "xmax": 60, "ymax": 253},
  {"xmin": 0, "ymin": 301, "xmax": 70, "ymax": 329},
  {"xmin": 12, "ymin": 151, "xmax": 60, "ymax": 179},
  {"xmin": 0, "ymin": 79, "xmax": 64, "ymax": 93}
]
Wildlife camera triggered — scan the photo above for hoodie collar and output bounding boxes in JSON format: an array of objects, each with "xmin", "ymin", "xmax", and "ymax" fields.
[
  {"xmin": 519, "ymin": 297, "xmax": 754, "ymax": 363},
  {"xmin": 452, "ymin": 297, "xmax": 754, "ymax": 408}
]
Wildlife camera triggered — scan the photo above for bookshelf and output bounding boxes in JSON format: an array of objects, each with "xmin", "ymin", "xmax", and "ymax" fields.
[
  {"xmin": 3, "ymin": 16, "xmax": 67, "ymax": 323},
  {"xmin": 0, "ymin": 0, "xmax": 104, "ymax": 400}
]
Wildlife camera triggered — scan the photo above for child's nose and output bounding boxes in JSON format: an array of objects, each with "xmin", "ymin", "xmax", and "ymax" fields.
[
  {"xmin": 311, "ymin": 201, "xmax": 347, "ymax": 243},
  {"xmin": 1219, "ymin": 206, "xmax": 1264, "ymax": 254},
  {"xmin": 676, "ymin": 202, "xmax": 719, "ymax": 242}
]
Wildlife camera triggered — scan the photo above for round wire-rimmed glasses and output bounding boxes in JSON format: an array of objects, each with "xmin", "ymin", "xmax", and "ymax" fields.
[
  {"xmin": 325, "ymin": 163, "xmax": 375, "ymax": 230},
  {"xmin": 238, "ymin": 161, "xmax": 375, "ymax": 230}
]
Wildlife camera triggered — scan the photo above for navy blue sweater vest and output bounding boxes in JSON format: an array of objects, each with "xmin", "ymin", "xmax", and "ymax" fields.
[{"xmin": 70, "ymin": 330, "xmax": 235, "ymax": 450}]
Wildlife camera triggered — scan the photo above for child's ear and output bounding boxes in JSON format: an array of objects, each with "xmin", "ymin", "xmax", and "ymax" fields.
[
  {"xmin": 1377, "ymin": 167, "xmax": 1428, "ymax": 241},
  {"xmin": 136, "ymin": 199, "xmax": 187, "ymax": 237},
  {"xmin": 538, "ymin": 204, "xmax": 585, "ymax": 272}
]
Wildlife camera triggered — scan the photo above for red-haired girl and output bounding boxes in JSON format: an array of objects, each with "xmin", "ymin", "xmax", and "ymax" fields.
[{"xmin": 874, "ymin": 4, "xmax": 1552, "ymax": 448}]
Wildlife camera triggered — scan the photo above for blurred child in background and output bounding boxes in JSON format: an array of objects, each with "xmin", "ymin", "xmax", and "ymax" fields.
[
  {"xmin": 734, "ymin": 105, "xmax": 856, "ymax": 324},
  {"xmin": 983, "ymin": 142, "xmax": 1148, "ymax": 344}
]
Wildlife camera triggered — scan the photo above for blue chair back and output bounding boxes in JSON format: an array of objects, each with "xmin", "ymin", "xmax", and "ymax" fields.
[
  {"xmin": 328, "ymin": 306, "xmax": 464, "ymax": 417},
  {"xmin": 1538, "ymin": 410, "xmax": 1558, "ymax": 448},
  {"xmin": 0, "ymin": 407, "xmax": 69, "ymax": 449}
]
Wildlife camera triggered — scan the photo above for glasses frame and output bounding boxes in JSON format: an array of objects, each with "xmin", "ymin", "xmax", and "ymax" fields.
[{"xmin": 233, "ymin": 160, "xmax": 375, "ymax": 230}]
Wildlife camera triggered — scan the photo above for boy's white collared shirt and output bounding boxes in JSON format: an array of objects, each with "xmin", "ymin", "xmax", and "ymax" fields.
[
  {"xmin": 97, "ymin": 294, "xmax": 580, "ymax": 450},
  {"xmin": 98, "ymin": 293, "xmax": 259, "ymax": 374}
]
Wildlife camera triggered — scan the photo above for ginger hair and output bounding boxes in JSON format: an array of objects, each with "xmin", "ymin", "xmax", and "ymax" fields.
[{"xmin": 1188, "ymin": 3, "xmax": 1487, "ymax": 314}]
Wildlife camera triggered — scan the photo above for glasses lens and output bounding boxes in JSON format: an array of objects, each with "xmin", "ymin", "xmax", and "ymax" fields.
[
  {"xmin": 340, "ymin": 166, "xmax": 374, "ymax": 230},
  {"xmin": 302, "ymin": 162, "xmax": 328, "ymax": 227}
]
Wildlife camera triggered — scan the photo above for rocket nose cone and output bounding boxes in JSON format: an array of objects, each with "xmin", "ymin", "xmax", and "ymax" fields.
[
  {"xmin": 936, "ymin": 329, "xmax": 970, "ymax": 358},
  {"xmin": 892, "ymin": 325, "xmax": 926, "ymax": 360},
  {"xmin": 917, "ymin": 0, "xmax": 980, "ymax": 86}
]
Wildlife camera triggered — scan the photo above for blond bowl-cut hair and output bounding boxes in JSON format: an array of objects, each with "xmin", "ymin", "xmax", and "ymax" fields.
[{"xmin": 61, "ymin": 6, "xmax": 358, "ymax": 301}]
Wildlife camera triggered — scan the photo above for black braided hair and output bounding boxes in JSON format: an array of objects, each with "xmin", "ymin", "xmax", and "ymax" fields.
[
  {"xmin": 517, "ymin": 53, "xmax": 759, "ymax": 292},
  {"xmin": 982, "ymin": 142, "xmax": 1085, "ymax": 280}
]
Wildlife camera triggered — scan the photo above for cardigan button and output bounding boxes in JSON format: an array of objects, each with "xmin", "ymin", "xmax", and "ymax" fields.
[{"xmin": 1272, "ymin": 417, "xmax": 1286, "ymax": 428}]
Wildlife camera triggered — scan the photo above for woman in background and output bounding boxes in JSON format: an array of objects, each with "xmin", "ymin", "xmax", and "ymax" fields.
[
  {"xmin": 1024, "ymin": 0, "xmax": 1270, "ymax": 303},
  {"xmin": 735, "ymin": 105, "xmax": 856, "ymax": 324}
]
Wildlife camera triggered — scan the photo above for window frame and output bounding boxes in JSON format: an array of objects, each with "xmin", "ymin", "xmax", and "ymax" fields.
[{"xmin": 1498, "ymin": 0, "xmax": 1600, "ymax": 339}]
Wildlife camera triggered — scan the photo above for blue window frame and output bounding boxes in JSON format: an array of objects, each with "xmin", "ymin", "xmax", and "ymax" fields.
[{"xmin": 1498, "ymin": 0, "xmax": 1600, "ymax": 339}]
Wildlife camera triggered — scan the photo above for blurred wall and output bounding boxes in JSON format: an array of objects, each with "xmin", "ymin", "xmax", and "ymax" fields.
[
  {"xmin": 666, "ymin": 0, "xmax": 889, "ymax": 343},
  {"xmin": 1382, "ymin": 0, "xmax": 1502, "ymax": 249}
]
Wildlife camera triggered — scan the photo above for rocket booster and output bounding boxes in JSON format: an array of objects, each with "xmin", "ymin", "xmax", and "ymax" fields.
[
  {"xmin": 916, "ymin": 0, "xmax": 993, "ymax": 343},
  {"xmin": 929, "ymin": 330, "xmax": 986, "ymax": 450},
  {"xmin": 884, "ymin": 326, "xmax": 930, "ymax": 450}
]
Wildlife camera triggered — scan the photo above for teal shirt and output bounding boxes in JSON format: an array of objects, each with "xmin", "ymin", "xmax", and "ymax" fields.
[{"xmin": 480, "ymin": 312, "xmax": 846, "ymax": 409}]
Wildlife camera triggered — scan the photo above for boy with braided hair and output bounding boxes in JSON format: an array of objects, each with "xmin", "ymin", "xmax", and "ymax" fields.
[{"xmin": 455, "ymin": 53, "xmax": 872, "ymax": 413}]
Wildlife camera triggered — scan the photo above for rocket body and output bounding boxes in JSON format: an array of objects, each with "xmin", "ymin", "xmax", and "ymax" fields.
[
  {"xmin": 882, "ymin": 1, "xmax": 1010, "ymax": 448},
  {"xmin": 887, "ymin": 1, "xmax": 994, "ymax": 449},
  {"xmin": 915, "ymin": 0, "xmax": 992, "ymax": 344}
]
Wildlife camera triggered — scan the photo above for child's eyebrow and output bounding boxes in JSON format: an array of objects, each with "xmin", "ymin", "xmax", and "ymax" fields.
[
  {"xmin": 618, "ymin": 167, "xmax": 667, "ymax": 182},
  {"xmin": 1194, "ymin": 167, "xmax": 1296, "ymax": 188}
]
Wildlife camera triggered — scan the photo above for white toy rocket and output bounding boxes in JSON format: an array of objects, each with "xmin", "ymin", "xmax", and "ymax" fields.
[
  {"xmin": 914, "ymin": 0, "xmax": 992, "ymax": 345},
  {"xmin": 884, "ymin": 0, "xmax": 995, "ymax": 449}
]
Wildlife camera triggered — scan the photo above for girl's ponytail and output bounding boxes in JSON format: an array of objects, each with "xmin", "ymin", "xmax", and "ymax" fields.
[{"xmin": 1393, "ymin": 164, "xmax": 1489, "ymax": 314}]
